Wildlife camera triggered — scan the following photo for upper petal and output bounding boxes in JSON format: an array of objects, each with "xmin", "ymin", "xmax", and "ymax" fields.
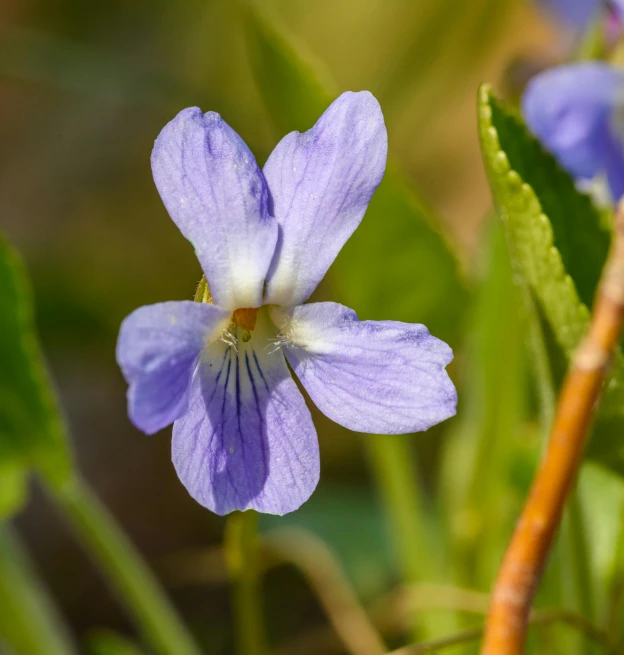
[
  {"xmin": 116, "ymin": 301, "xmax": 231, "ymax": 435},
  {"xmin": 151, "ymin": 108, "xmax": 279, "ymax": 310},
  {"xmin": 262, "ymin": 91, "xmax": 387, "ymax": 306},
  {"xmin": 171, "ymin": 311, "xmax": 319, "ymax": 515},
  {"xmin": 271, "ymin": 302, "xmax": 456, "ymax": 434},
  {"xmin": 522, "ymin": 63, "xmax": 624, "ymax": 181}
]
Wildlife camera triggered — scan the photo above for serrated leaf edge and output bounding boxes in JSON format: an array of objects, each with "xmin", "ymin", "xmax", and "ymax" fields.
[{"xmin": 477, "ymin": 85, "xmax": 591, "ymax": 357}]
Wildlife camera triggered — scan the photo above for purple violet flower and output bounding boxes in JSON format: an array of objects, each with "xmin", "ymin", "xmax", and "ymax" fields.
[
  {"xmin": 116, "ymin": 91, "xmax": 457, "ymax": 516},
  {"xmin": 522, "ymin": 62, "xmax": 624, "ymax": 201}
]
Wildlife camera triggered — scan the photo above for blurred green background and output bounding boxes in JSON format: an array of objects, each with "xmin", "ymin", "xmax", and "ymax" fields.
[{"xmin": 3, "ymin": 1, "xmax": 620, "ymax": 654}]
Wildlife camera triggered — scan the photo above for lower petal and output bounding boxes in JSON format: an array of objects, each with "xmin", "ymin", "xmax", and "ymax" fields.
[
  {"xmin": 116, "ymin": 301, "xmax": 231, "ymax": 435},
  {"xmin": 171, "ymin": 314, "xmax": 319, "ymax": 515},
  {"xmin": 271, "ymin": 302, "xmax": 456, "ymax": 434}
]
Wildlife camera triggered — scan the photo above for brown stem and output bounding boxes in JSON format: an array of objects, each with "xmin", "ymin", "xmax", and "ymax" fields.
[
  {"xmin": 393, "ymin": 609, "xmax": 612, "ymax": 655},
  {"xmin": 481, "ymin": 203, "xmax": 624, "ymax": 655}
]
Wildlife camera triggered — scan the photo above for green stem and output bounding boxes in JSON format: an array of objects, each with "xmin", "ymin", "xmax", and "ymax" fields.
[
  {"xmin": 365, "ymin": 436, "xmax": 451, "ymax": 641},
  {"xmin": 0, "ymin": 524, "xmax": 76, "ymax": 655},
  {"xmin": 559, "ymin": 487, "xmax": 596, "ymax": 655},
  {"xmin": 567, "ymin": 489, "xmax": 595, "ymax": 625},
  {"xmin": 606, "ymin": 499, "xmax": 624, "ymax": 649},
  {"xmin": 225, "ymin": 511, "xmax": 265, "ymax": 655},
  {"xmin": 50, "ymin": 476, "xmax": 201, "ymax": 655}
]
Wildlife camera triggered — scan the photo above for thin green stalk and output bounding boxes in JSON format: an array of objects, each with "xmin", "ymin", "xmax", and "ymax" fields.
[
  {"xmin": 559, "ymin": 488, "xmax": 596, "ymax": 655},
  {"xmin": 87, "ymin": 629, "xmax": 147, "ymax": 655},
  {"xmin": 437, "ymin": 220, "xmax": 526, "ymax": 655},
  {"xmin": 365, "ymin": 436, "xmax": 451, "ymax": 641},
  {"xmin": 606, "ymin": 499, "xmax": 624, "ymax": 649},
  {"xmin": 50, "ymin": 476, "xmax": 201, "ymax": 655},
  {"xmin": 0, "ymin": 524, "xmax": 76, "ymax": 655},
  {"xmin": 224, "ymin": 510, "xmax": 265, "ymax": 655},
  {"xmin": 462, "ymin": 223, "xmax": 526, "ymax": 588},
  {"xmin": 568, "ymin": 489, "xmax": 595, "ymax": 625}
]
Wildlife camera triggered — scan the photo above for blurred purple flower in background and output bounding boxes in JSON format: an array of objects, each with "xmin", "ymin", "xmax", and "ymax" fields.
[
  {"xmin": 537, "ymin": 0, "xmax": 624, "ymax": 32},
  {"xmin": 539, "ymin": 0, "xmax": 602, "ymax": 31},
  {"xmin": 523, "ymin": 62, "xmax": 624, "ymax": 200},
  {"xmin": 116, "ymin": 91, "xmax": 457, "ymax": 516}
]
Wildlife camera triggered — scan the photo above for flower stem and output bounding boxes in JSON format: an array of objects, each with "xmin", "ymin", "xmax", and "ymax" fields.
[
  {"xmin": 225, "ymin": 510, "xmax": 266, "ymax": 655},
  {"xmin": 50, "ymin": 476, "xmax": 201, "ymax": 655},
  {"xmin": 0, "ymin": 524, "xmax": 76, "ymax": 655}
]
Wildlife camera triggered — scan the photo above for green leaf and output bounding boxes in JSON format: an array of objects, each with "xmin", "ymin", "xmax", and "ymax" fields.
[
  {"xmin": 241, "ymin": 2, "xmax": 332, "ymax": 136},
  {"xmin": 86, "ymin": 631, "xmax": 145, "ymax": 655},
  {"xmin": 0, "ymin": 230, "xmax": 72, "ymax": 487},
  {"xmin": 333, "ymin": 169, "xmax": 467, "ymax": 343},
  {"xmin": 241, "ymin": 1, "xmax": 469, "ymax": 344},
  {"xmin": 0, "ymin": 525, "xmax": 76, "ymax": 655},
  {"xmin": 0, "ymin": 463, "xmax": 27, "ymax": 521},
  {"xmin": 477, "ymin": 85, "xmax": 624, "ymax": 475},
  {"xmin": 477, "ymin": 86, "xmax": 595, "ymax": 357},
  {"xmin": 379, "ymin": 0, "xmax": 519, "ymax": 127},
  {"xmin": 486, "ymin": 89, "xmax": 610, "ymax": 310}
]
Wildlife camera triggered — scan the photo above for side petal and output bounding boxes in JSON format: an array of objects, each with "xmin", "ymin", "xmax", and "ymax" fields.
[
  {"xmin": 116, "ymin": 301, "xmax": 231, "ymax": 435},
  {"xmin": 151, "ymin": 108, "xmax": 278, "ymax": 310},
  {"xmin": 271, "ymin": 302, "xmax": 456, "ymax": 434},
  {"xmin": 522, "ymin": 63, "xmax": 624, "ymax": 181},
  {"xmin": 171, "ymin": 313, "xmax": 319, "ymax": 516},
  {"xmin": 263, "ymin": 91, "xmax": 387, "ymax": 306}
]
